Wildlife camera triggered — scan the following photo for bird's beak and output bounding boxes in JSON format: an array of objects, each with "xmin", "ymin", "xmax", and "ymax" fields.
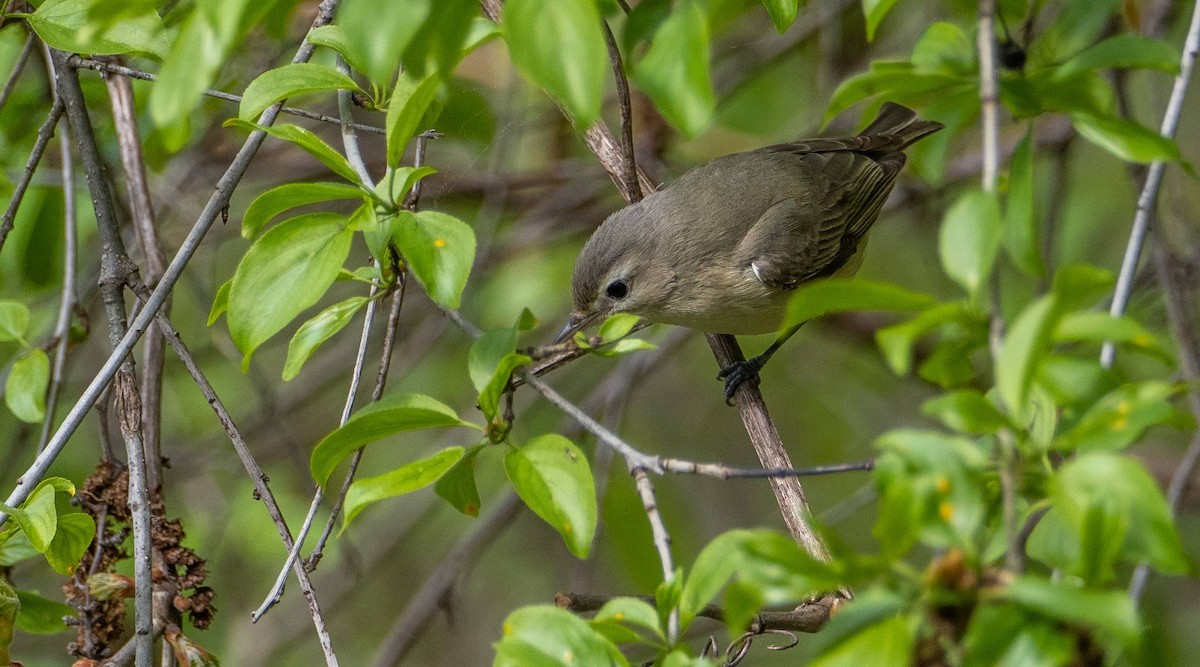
[{"xmin": 553, "ymin": 311, "xmax": 597, "ymax": 345}]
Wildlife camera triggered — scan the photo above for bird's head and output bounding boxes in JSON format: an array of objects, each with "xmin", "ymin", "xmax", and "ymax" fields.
[{"xmin": 553, "ymin": 207, "xmax": 675, "ymax": 343}]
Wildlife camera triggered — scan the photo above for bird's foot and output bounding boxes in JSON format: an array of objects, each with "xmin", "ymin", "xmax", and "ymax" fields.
[{"xmin": 717, "ymin": 356, "xmax": 766, "ymax": 405}]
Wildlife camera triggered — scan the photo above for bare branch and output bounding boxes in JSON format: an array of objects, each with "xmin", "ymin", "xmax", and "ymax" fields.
[
  {"xmin": 105, "ymin": 69, "xmax": 168, "ymax": 492},
  {"xmin": 48, "ymin": 45, "xmax": 154, "ymax": 666},
  {"xmin": 0, "ymin": 30, "xmax": 34, "ymax": 111},
  {"xmin": 69, "ymin": 55, "xmax": 386, "ymax": 135},
  {"xmin": 632, "ymin": 468, "xmax": 679, "ymax": 641},
  {"xmin": 1102, "ymin": 0, "xmax": 1200, "ymax": 367}
]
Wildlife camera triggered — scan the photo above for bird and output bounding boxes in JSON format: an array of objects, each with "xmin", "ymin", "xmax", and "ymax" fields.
[{"xmin": 555, "ymin": 103, "xmax": 943, "ymax": 403}]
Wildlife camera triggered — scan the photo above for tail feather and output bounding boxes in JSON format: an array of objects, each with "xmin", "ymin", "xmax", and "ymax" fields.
[{"xmin": 858, "ymin": 102, "xmax": 943, "ymax": 149}]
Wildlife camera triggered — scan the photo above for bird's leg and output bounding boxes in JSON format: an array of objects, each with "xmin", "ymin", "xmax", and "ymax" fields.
[{"xmin": 717, "ymin": 323, "xmax": 806, "ymax": 404}]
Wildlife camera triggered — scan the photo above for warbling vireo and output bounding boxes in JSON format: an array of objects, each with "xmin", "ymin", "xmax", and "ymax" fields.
[{"xmin": 555, "ymin": 103, "xmax": 943, "ymax": 401}]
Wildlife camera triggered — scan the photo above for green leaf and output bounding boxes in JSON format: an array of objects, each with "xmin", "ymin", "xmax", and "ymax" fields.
[
  {"xmin": 0, "ymin": 529, "xmax": 39, "ymax": 566},
  {"xmin": 2, "ymin": 484, "xmax": 57, "ymax": 553},
  {"xmin": 504, "ymin": 435, "xmax": 596, "ymax": 559},
  {"xmin": 962, "ymin": 606, "xmax": 1074, "ymax": 667},
  {"xmin": 592, "ymin": 597, "xmax": 664, "ymax": 641},
  {"xmin": 921, "ymin": 390, "xmax": 1010, "ymax": 435},
  {"xmin": 25, "ymin": 0, "xmax": 168, "ymax": 58},
  {"xmin": 342, "ymin": 447, "xmax": 465, "ymax": 528},
  {"xmin": 207, "ymin": 279, "xmax": 232, "ymax": 326},
  {"xmin": 596, "ymin": 313, "xmax": 642, "ymax": 342},
  {"xmin": 495, "ymin": 605, "xmax": 628, "ymax": 667},
  {"xmin": 999, "ymin": 576, "xmax": 1141, "ymax": 645},
  {"xmin": 43, "ymin": 512, "xmax": 95, "ymax": 576},
  {"xmin": 391, "ymin": 210, "xmax": 476, "ymax": 308},
  {"xmin": 468, "ymin": 329, "xmax": 531, "ymax": 423},
  {"xmin": 863, "ymin": 0, "xmax": 904, "ymax": 41},
  {"xmin": 632, "ymin": 0, "xmax": 714, "ymax": 137},
  {"xmin": 1056, "ymin": 34, "xmax": 1181, "ymax": 79},
  {"xmin": 225, "ymin": 121, "xmax": 363, "ymax": 186},
  {"xmin": 811, "ymin": 612, "xmax": 914, "ymax": 667},
  {"xmin": 939, "ymin": 189, "xmax": 1003, "ymax": 300},
  {"xmin": 238, "ymin": 63, "xmax": 363, "ymax": 122},
  {"xmin": 1053, "ymin": 312, "xmax": 1169, "ymax": 359},
  {"xmin": 875, "ymin": 429, "xmax": 990, "ymax": 554},
  {"xmin": 14, "ymin": 590, "xmax": 73, "ymax": 635},
  {"xmin": 0, "ymin": 301, "xmax": 30, "ymax": 342},
  {"xmin": 335, "ymin": 0, "xmax": 431, "ymax": 87},
  {"xmin": 761, "ymin": 0, "xmax": 800, "ymax": 33},
  {"xmin": 310, "ymin": 392, "xmax": 473, "ymax": 487},
  {"xmin": 1058, "ymin": 382, "xmax": 1190, "ymax": 452},
  {"xmin": 681, "ymin": 529, "xmax": 839, "ymax": 632},
  {"xmin": 5, "ymin": 349, "xmax": 49, "ymax": 423},
  {"xmin": 227, "ymin": 213, "xmax": 354, "ymax": 368},
  {"xmin": 808, "ymin": 589, "xmax": 908, "ymax": 658},
  {"xmin": 1052, "ymin": 452, "xmax": 1189, "ymax": 576},
  {"xmin": 1051, "ymin": 264, "xmax": 1114, "ymax": 311},
  {"xmin": 149, "ymin": 0, "xmax": 266, "ymax": 149},
  {"xmin": 1036, "ymin": 354, "xmax": 1118, "ymax": 409},
  {"xmin": 373, "ymin": 166, "xmax": 439, "ymax": 208},
  {"xmin": 910, "ymin": 22, "xmax": 975, "ymax": 74},
  {"xmin": 283, "ymin": 297, "xmax": 370, "ymax": 381},
  {"xmin": 1003, "ymin": 127, "xmax": 1044, "ymax": 276},
  {"xmin": 875, "ymin": 302, "xmax": 975, "ymax": 375},
  {"xmin": 504, "ymin": 0, "xmax": 607, "ymax": 127},
  {"xmin": 386, "ymin": 74, "xmax": 443, "ymax": 168},
  {"xmin": 242, "ymin": 182, "xmax": 366, "ymax": 240},
  {"xmin": 434, "ymin": 444, "xmax": 484, "ymax": 516},
  {"xmin": 996, "ymin": 295, "xmax": 1057, "ymax": 417},
  {"xmin": 783, "ymin": 278, "xmax": 935, "ymax": 330},
  {"xmin": 824, "ymin": 62, "xmax": 964, "ymax": 125},
  {"xmin": 305, "ymin": 25, "xmax": 371, "ymax": 76},
  {"xmin": 1071, "ymin": 112, "xmax": 1182, "ymax": 164}
]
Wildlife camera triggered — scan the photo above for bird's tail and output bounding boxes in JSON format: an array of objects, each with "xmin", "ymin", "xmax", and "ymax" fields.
[{"xmin": 858, "ymin": 102, "xmax": 944, "ymax": 149}]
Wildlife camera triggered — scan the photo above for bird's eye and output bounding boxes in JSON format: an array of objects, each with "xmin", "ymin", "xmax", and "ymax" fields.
[{"xmin": 605, "ymin": 279, "xmax": 628, "ymax": 299}]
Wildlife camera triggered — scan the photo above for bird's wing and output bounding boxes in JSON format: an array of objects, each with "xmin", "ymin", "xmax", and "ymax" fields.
[{"xmin": 733, "ymin": 151, "xmax": 899, "ymax": 289}]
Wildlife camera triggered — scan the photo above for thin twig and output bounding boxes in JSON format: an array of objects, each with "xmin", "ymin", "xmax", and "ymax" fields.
[
  {"xmin": 0, "ymin": 100, "xmax": 64, "ymax": 254},
  {"xmin": 633, "ymin": 468, "xmax": 679, "ymax": 641},
  {"xmin": 601, "ymin": 20, "xmax": 640, "ymax": 203},
  {"xmin": 1101, "ymin": 0, "xmax": 1200, "ymax": 367},
  {"xmin": 49, "ymin": 45, "xmax": 154, "ymax": 667},
  {"xmin": 68, "ymin": 55, "xmax": 385, "ymax": 136},
  {"xmin": 36, "ymin": 69, "xmax": 76, "ymax": 454},
  {"xmin": 0, "ymin": 31, "xmax": 34, "ymax": 111},
  {"xmin": 105, "ymin": 69, "xmax": 168, "ymax": 492},
  {"xmin": 557, "ymin": 592, "xmax": 830, "ymax": 634},
  {"xmin": 129, "ymin": 284, "xmax": 338, "ymax": 663},
  {"xmin": 309, "ymin": 278, "xmax": 407, "ymax": 568},
  {"xmin": 335, "ymin": 55, "xmax": 374, "ymax": 186},
  {"xmin": 977, "ymin": 0, "xmax": 1001, "ymax": 193}
]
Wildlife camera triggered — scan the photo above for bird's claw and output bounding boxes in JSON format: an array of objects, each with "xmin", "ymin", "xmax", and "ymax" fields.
[{"xmin": 717, "ymin": 357, "xmax": 765, "ymax": 405}]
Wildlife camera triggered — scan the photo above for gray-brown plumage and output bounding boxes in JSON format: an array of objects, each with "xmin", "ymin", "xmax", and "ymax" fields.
[{"xmin": 558, "ymin": 103, "xmax": 943, "ymax": 346}]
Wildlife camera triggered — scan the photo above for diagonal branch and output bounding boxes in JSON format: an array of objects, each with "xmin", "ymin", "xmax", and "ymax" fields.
[{"xmin": 1101, "ymin": 0, "xmax": 1200, "ymax": 368}]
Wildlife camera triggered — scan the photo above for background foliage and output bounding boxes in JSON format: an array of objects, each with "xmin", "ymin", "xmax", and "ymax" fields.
[{"xmin": 0, "ymin": 0, "xmax": 1198, "ymax": 665}]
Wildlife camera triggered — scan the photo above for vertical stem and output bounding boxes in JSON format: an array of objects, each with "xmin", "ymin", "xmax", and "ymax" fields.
[{"xmin": 48, "ymin": 47, "xmax": 153, "ymax": 667}]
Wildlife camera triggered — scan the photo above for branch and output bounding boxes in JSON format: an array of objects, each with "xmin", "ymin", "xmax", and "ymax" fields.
[
  {"xmin": 632, "ymin": 468, "xmax": 679, "ymax": 641},
  {"xmin": 105, "ymin": 68, "xmax": 168, "ymax": 493},
  {"xmin": 0, "ymin": 30, "xmax": 33, "ymax": 111},
  {"xmin": 556, "ymin": 592, "xmax": 831, "ymax": 634},
  {"xmin": 69, "ymin": 56, "xmax": 385, "ymax": 136},
  {"xmin": 128, "ymin": 284, "xmax": 339, "ymax": 664},
  {"xmin": 48, "ymin": 45, "xmax": 154, "ymax": 666},
  {"xmin": 1101, "ymin": 0, "xmax": 1200, "ymax": 367},
  {"xmin": 35, "ymin": 93, "xmax": 77, "ymax": 454}
]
